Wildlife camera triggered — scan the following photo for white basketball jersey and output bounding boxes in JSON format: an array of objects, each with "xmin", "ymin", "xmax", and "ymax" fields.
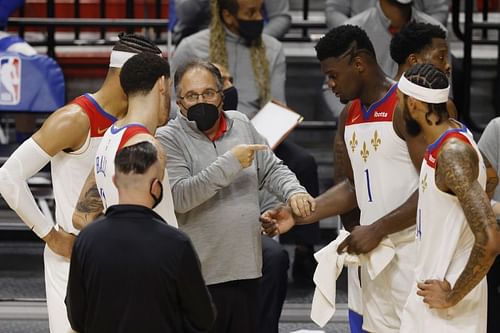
[
  {"xmin": 400, "ymin": 125, "xmax": 487, "ymax": 333},
  {"xmin": 51, "ymin": 94, "xmax": 116, "ymax": 235},
  {"xmin": 94, "ymin": 123, "xmax": 178, "ymax": 227},
  {"xmin": 344, "ymin": 84, "xmax": 418, "ymax": 244}
]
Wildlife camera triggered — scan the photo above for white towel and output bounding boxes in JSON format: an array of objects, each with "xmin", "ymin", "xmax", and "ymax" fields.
[{"xmin": 310, "ymin": 230, "xmax": 396, "ymax": 327}]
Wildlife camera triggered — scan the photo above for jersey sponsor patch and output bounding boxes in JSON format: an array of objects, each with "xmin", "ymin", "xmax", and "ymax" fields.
[{"xmin": 0, "ymin": 55, "xmax": 21, "ymax": 105}]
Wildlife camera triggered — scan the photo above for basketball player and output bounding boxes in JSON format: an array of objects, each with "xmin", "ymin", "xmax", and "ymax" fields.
[
  {"xmin": 0, "ymin": 33, "xmax": 162, "ymax": 333},
  {"xmin": 397, "ymin": 63, "xmax": 498, "ymax": 333},
  {"xmin": 73, "ymin": 52, "xmax": 177, "ymax": 229},
  {"xmin": 261, "ymin": 25, "xmax": 428, "ymax": 333}
]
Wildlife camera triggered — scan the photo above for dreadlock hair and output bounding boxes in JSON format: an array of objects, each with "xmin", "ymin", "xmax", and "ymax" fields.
[
  {"xmin": 115, "ymin": 141, "xmax": 158, "ymax": 175},
  {"xmin": 390, "ymin": 21, "xmax": 447, "ymax": 65},
  {"xmin": 315, "ymin": 25, "xmax": 376, "ymax": 62},
  {"xmin": 112, "ymin": 32, "xmax": 162, "ymax": 55},
  {"xmin": 404, "ymin": 63, "xmax": 449, "ymax": 125},
  {"xmin": 120, "ymin": 53, "xmax": 170, "ymax": 97},
  {"xmin": 209, "ymin": 0, "xmax": 270, "ymax": 106}
]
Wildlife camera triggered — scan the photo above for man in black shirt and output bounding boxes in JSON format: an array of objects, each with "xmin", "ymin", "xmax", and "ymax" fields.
[{"xmin": 65, "ymin": 141, "xmax": 215, "ymax": 333}]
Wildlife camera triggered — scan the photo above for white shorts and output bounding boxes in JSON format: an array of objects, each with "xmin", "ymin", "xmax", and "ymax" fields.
[
  {"xmin": 44, "ymin": 244, "xmax": 75, "ymax": 333},
  {"xmin": 361, "ymin": 240, "xmax": 415, "ymax": 333}
]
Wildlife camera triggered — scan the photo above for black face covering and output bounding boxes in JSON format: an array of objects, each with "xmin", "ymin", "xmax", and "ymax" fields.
[
  {"xmin": 187, "ymin": 102, "xmax": 220, "ymax": 132},
  {"xmin": 237, "ymin": 19, "xmax": 264, "ymax": 45},
  {"xmin": 150, "ymin": 179, "xmax": 163, "ymax": 209},
  {"xmin": 222, "ymin": 86, "xmax": 238, "ymax": 111}
]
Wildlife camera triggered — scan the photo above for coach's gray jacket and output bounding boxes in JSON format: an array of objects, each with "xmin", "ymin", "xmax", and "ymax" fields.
[{"xmin": 156, "ymin": 111, "xmax": 305, "ymax": 285}]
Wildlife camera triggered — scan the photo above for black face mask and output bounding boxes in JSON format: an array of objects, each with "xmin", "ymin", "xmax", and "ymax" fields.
[
  {"xmin": 222, "ymin": 86, "xmax": 238, "ymax": 111},
  {"xmin": 237, "ymin": 19, "xmax": 264, "ymax": 45},
  {"xmin": 150, "ymin": 179, "xmax": 163, "ymax": 209},
  {"xmin": 187, "ymin": 102, "xmax": 220, "ymax": 132}
]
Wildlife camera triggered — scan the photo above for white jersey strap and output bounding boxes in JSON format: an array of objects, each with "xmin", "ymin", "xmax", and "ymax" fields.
[{"xmin": 0, "ymin": 138, "xmax": 54, "ymax": 238}]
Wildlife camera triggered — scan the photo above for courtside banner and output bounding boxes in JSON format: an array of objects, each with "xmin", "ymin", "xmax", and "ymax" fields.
[{"xmin": 0, "ymin": 52, "xmax": 65, "ymax": 112}]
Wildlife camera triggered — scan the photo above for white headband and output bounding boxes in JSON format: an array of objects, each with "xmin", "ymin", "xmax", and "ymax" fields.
[
  {"xmin": 109, "ymin": 50, "xmax": 137, "ymax": 68},
  {"xmin": 397, "ymin": 74, "xmax": 450, "ymax": 104}
]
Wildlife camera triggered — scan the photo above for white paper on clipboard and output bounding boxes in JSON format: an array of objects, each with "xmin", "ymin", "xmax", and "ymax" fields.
[{"xmin": 250, "ymin": 101, "xmax": 303, "ymax": 149}]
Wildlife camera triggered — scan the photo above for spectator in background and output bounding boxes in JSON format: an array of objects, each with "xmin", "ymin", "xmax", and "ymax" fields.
[
  {"xmin": 478, "ymin": 117, "xmax": 500, "ymax": 333},
  {"xmin": 172, "ymin": 0, "xmax": 291, "ymax": 44},
  {"xmin": 172, "ymin": 0, "xmax": 321, "ymax": 291},
  {"xmin": 66, "ymin": 141, "xmax": 215, "ymax": 333},
  {"xmin": 389, "ymin": 21, "xmax": 458, "ymax": 118},
  {"xmin": 157, "ymin": 60, "xmax": 314, "ymax": 333},
  {"xmin": 325, "ymin": 0, "xmax": 449, "ymax": 28}
]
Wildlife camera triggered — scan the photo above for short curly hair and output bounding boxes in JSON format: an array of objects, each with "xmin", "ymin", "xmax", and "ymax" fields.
[
  {"xmin": 120, "ymin": 52, "xmax": 170, "ymax": 96},
  {"xmin": 390, "ymin": 21, "xmax": 447, "ymax": 65},
  {"xmin": 315, "ymin": 25, "xmax": 376, "ymax": 61}
]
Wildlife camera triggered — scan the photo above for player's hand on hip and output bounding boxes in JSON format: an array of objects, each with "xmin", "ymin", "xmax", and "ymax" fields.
[
  {"xmin": 260, "ymin": 205, "xmax": 295, "ymax": 236},
  {"xmin": 43, "ymin": 226, "xmax": 76, "ymax": 258},
  {"xmin": 417, "ymin": 279, "xmax": 455, "ymax": 309},
  {"xmin": 337, "ymin": 224, "xmax": 383, "ymax": 254},
  {"xmin": 288, "ymin": 192, "xmax": 316, "ymax": 217},
  {"xmin": 231, "ymin": 144, "xmax": 268, "ymax": 168}
]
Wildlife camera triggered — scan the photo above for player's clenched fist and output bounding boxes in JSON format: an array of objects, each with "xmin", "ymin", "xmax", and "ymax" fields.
[{"xmin": 230, "ymin": 144, "xmax": 268, "ymax": 168}]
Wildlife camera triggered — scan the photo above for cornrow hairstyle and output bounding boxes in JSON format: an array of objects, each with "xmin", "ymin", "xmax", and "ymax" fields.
[
  {"xmin": 315, "ymin": 25, "xmax": 376, "ymax": 61},
  {"xmin": 390, "ymin": 21, "xmax": 447, "ymax": 65},
  {"xmin": 120, "ymin": 52, "xmax": 170, "ymax": 96},
  {"xmin": 112, "ymin": 32, "xmax": 162, "ymax": 55},
  {"xmin": 404, "ymin": 63, "xmax": 449, "ymax": 125},
  {"xmin": 115, "ymin": 141, "xmax": 158, "ymax": 175},
  {"xmin": 174, "ymin": 60, "xmax": 223, "ymax": 97},
  {"xmin": 209, "ymin": 0, "xmax": 270, "ymax": 106}
]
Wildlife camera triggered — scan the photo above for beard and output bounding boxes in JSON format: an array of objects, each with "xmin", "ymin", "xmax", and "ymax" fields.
[{"xmin": 403, "ymin": 105, "xmax": 422, "ymax": 137}]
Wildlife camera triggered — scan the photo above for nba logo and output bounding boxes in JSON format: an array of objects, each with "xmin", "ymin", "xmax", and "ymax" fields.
[{"xmin": 0, "ymin": 56, "xmax": 21, "ymax": 105}]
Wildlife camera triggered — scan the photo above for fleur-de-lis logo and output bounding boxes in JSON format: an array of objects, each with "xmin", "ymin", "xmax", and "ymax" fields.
[
  {"xmin": 349, "ymin": 132, "xmax": 358, "ymax": 152},
  {"xmin": 360, "ymin": 142, "xmax": 369, "ymax": 162},
  {"xmin": 421, "ymin": 174, "xmax": 428, "ymax": 192},
  {"xmin": 371, "ymin": 130, "xmax": 381, "ymax": 151}
]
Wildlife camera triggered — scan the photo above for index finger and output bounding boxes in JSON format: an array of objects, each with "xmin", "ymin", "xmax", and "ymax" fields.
[{"xmin": 247, "ymin": 144, "xmax": 268, "ymax": 151}]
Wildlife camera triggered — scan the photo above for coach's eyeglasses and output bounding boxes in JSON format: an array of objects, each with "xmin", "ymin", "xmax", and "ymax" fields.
[{"xmin": 180, "ymin": 89, "xmax": 222, "ymax": 104}]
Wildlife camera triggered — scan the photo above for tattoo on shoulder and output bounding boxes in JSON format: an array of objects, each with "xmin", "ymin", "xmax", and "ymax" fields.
[{"xmin": 76, "ymin": 186, "xmax": 102, "ymax": 213}]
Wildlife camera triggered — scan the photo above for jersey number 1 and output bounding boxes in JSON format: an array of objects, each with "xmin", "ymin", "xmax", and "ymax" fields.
[{"xmin": 364, "ymin": 169, "xmax": 373, "ymax": 202}]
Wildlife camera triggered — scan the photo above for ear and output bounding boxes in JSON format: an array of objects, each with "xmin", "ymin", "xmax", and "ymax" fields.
[
  {"xmin": 221, "ymin": 9, "xmax": 236, "ymax": 26},
  {"xmin": 158, "ymin": 75, "xmax": 166, "ymax": 93},
  {"xmin": 407, "ymin": 54, "xmax": 419, "ymax": 66},
  {"xmin": 112, "ymin": 174, "xmax": 118, "ymax": 189},
  {"xmin": 353, "ymin": 56, "xmax": 365, "ymax": 73},
  {"xmin": 407, "ymin": 96, "xmax": 426, "ymax": 117}
]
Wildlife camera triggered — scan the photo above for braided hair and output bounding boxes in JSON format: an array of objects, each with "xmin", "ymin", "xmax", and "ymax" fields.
[
  {"xmin": 209, "ymin": 0, "xmax": 270, "ymax": 106},
  {"xmin": 404, "ymin": 63, "xmax": 449, "ymax": 125},
  {"xmin": 390, "ymin": 21, "xmax": 446, "ymax": 65},
  {"xmin": 112, "ymin": 32, "xmax": 162, "ymax": 55}
]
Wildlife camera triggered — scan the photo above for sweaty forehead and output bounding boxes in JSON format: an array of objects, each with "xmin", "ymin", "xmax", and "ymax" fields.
[{"xmin": 180, "ymin": 68, "xmax": 217, "ymax": 92}]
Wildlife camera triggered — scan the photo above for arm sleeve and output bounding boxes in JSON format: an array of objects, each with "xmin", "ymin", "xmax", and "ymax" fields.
[
  {"xmin": 418, "ymin": 0, "xmax": 449, "ymax": 26},
  {"xmin": 269, "ymin": 44, "xmax": 287, "ymax": 104},
  {"xmin": 263, "ymin": 0, "xmax": 291, "ymax": 38},
  {"xmin": 479, "ymin": 118, "xmax": 500, "ymax": 172},
  {"xmin": 178, "ymin": 239, "xmax": 216, "ymax": 332},
  {"xmin": 157, "ymin": 131, "xmax": 243, "ymax": 214},
  {"xmin": 251, "ymin": 126, "xmax": 306, "ymax": 201},
  {"xmin": 325, "ymin": 0, "xmax": 351, "ymax": 29},
  {"xmin": 65, "ymin": 240, "xmax": 86, "ymax": 333},
  {"xmin": 0, "ymin": 138, "xmax": 54, "ymax": 238}
]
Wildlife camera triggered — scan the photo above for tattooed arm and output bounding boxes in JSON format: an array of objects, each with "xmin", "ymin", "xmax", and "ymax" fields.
[
  {"xmin": 72, "ymin": 169, "xmax": 104, "ymax": 230},
  {"xmin": 417, "ymin": 138, "xmax": 498, "ymax": 309}
]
